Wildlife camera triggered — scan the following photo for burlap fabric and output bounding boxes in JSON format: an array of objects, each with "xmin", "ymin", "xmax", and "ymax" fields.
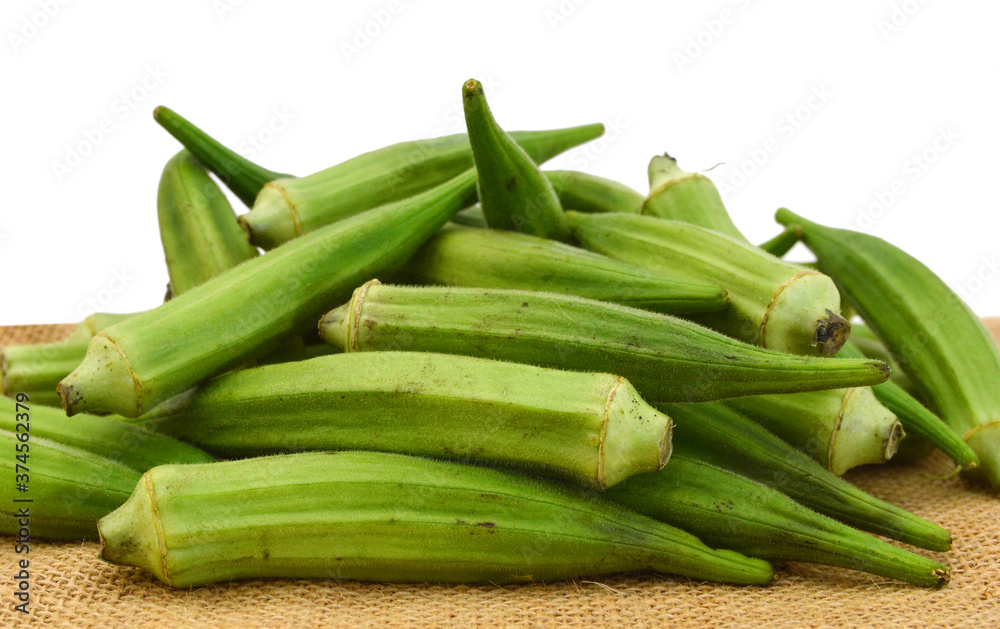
[{"xmin": 1, "ymin": 323, "xmax": 998, "ymax": 628}]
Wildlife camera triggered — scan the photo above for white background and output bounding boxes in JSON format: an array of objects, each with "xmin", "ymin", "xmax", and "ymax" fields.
[{"xmin": 1, "ymin": 0, "xmax": 998, "ymax": 325}]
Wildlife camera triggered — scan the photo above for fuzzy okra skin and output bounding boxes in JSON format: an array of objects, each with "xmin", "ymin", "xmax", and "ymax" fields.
[
  {"xmin": 723, "ymin": 388, "xmax": 904, "ymax": 476},
  {"xmin": 57, "ymin": 170, "xmax": 479, "ymax": 418},
  {"xmin": 837, "ymin": 342, "xmax": 978, "ymax": 469},
  {"xmin": 565, "ymin": 211, "xmax": 851, "ymax": 356},
  {"xmin": 157, "ymin": 150, "xmax": 259, "ymax": 296},
  {"xmin": 639, "ymin": 154, "xmax": 747, "ymax": 241},
  {"xmin": 392, "ymin": 224, "xmax": 731, "ymax": 315},
  {"xmin": 132, "ymin": 352, "xmax": 672, "ymax": 489},
  {"xmin": 97, "ymin": 451, "xmax": 774, "ymax": 587},
  {"xmin": 319, "ymin": 281, "xmax": 888, "ymax": 404},
  {"xmin": 1, "ymin": 312, "xmax": 137, "ymax": 407},
  {"xmin": 0, "ymin": 395, "xmax": 215, "ymax": 471},
  {"xmin": 661, "ymin": 402, "xmax": 951, "ymax": 551},
  {"xmin": 153, "ymin": 106, "xmax": 293, "ymax": 207},
  {"xmin": 463, "ymin": 79, "xmax": 570, "ymax": 241},
  {"xmin": 778, "ymin": 208, "xmax": 1000, "ymax": 489},
  {"xmin": 1, "ymin": 430, "xmax": 140, "ymax": 540},
  {"xmin": 607, "ymin": 454, "xmax": 949, "ymax": 587},
  {"xmin": 245, "ymin": 123, "xmax": 603, "ymax": 250}
]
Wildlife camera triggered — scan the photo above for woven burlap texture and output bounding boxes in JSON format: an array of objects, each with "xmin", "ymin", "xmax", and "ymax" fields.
[{"xmin": 1, "ymin": 323, "xmax": 998, "ymax": 628}]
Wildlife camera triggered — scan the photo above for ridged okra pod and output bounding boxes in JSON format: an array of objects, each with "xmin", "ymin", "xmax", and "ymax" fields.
[
  {"xmin": 157, "ymin": 150, "xmax": 258, "ymax": 297},
  {"xmin": 463, "ymin": 79, "xmax": 570, "ymax": 241},
  {"xmin": 58, "ymin": 170, "xmax": 479, "ymax": 418},
  {"xmin": 244, "ymin": 123, "xmax": 603, "ymax": 249},
  {"xmin": 607, "ymin": 454, "xmax": 949, "ymax": 586},
  {"xmin": 97, "ymin": 451, "xmax": 774, "ymax": 587},
  {"xmin": 639, "ymin": 154, "xmax": 747, "ymax": 241},
  {"xmin": 1, "ymin": 312, "xmax": 136, "ymax": 407},
  {"xmin": 132, "ymin": 352, "xmax": 672, "ymax": 489},
  {"xmin": 544, "ymin": 170, "xmax": 644, "ymax": 214},
  {"xmin": 0, "ymin": 395, "xmax": 215, "ymax": 472},
  {"xmin": 837, "ymin": 342, "xmax": 978, "ymax": 468},
  {"xmin": 777, "ymin": 208, "xmax": 1000, "ymax": 489},
  {"xmin": 392, "ymin": 224, "xmax": 730, "ymax": 315},
  {"xmin": 565, "ymin": 211, "xmax": 851, "ymax": 356},
  {"xmin": 319, "ymin": 281, "xmax": 888, "ymax": 404},
  {"xmin": 153, "ymin": 106, "xmax": 293, "ymax": 207},
  {"xmin": 723, "ymin": 388, "xmax": 904, "ymax": 475},
  {"xmin": 0, "ymin": 395, "xmax": 214, "ymax": 540},
  {"xmin": 1, "ymin": 431, "xmax": 138, "ymax": 540},
  {"xmin": 661, "ymin": 402, "xmax": 951, "ymax": 551}
]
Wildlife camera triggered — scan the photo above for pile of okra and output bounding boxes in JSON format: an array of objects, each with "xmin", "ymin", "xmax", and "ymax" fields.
[{"xmin": 4, "ymin": 79, "xmax": 998, "ymax": 589}]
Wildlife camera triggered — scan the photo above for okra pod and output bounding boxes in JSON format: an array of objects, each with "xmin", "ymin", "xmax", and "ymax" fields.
[
  {"xmin": 98, "ymin": 451, "xmax": 774, "ymax": 587},
  {"xmin": 639, "ymin": 154, "xmax": 746, "ymax": 241},
  {"xmin": 661, "ymin": 402, "xmax": 951, "ymax": 551},
  {"xmin": 58, "ymin": 170, "xmax": 479, "ymax": 418},
  {"xmin": 153, "ymin": 106, "xmax": 293, "ymax": 207},
  {"xmin": 723, "ymin": 388, "xmax": 904, "ymax": 475},
  {"xmin": 1, "ymin": 312, "xmax": 136, "ymax": 407},
  {"xmin": 777, "ymin": 208, "xmax": 1000, "ymax": 489},
  {"xmin": 0, "ymin": 395, "xmax": 215, "ymax": 472},
  {"xmin": 244, "ymin": 122, "xmax": 603, "ymax": 249},
  {"xmin": 608, "ymin": 454, "xmax": 949, "ymax": 586},
  {"xmin": 544, "ymin": 170, "xmax": 644, "ymax": 214},
  {"xmin": 464, "ymin": 79, "xmax": 570, "ymax": 241},
  {"xmin": 837, "ymin": 342, "xmax": 978, "ymax": 468},
  {"xmin": 157, "ymin": 150, "xmax": 258, "ymax": 296},
  {"xmin": 318, "ymin": 281, "xmax": 888, "ymax": 404},
  {"xmin": 392, "ymin": 224, "xmax": 731, "ymax": 315},
  {"xmin": 132, "ymin": 352, "xmax": 672, "ymax": 489},
  {"xmin": 758, "ymin": 226, "xmax": 802, "ymax": 258},
  {"xmin": 1, "ymin": 431, "xmax": 138, "ymax": 540},
  {"xmin": 564, "ymin": 211, "xmax": 851, "ymax": 356}
]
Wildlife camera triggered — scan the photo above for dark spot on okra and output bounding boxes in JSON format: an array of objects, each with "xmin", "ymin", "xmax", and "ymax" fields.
[
  {"xmin": 456, "ymin": 519, "xmax": 468, "ymax": 525},
  {"xmin": 505, "ymin": 177, "xmax": 517, "ymax": 191},
  {"xmin": 522, "ymin": 302, "xmax": 529, "ymax": 307},
  {"xmin": 262, "ymin": 549, "xmax": 270, "ymax": 560},
  {"xmin": 476, "ymin": 522, "xmax": 496, "ymax": 528}
]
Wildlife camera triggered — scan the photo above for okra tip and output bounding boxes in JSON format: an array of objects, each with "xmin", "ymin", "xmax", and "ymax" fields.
[
  {"xmin": 98, "ymin": 474, "xmax": 171, "ymax": 585},
  {"xmin": 814, "ymin": 310, "xmax": 852, "ymax": 357},
  {"xmin": 57, "ymin": 334, "xmax": 141, "ymax": 418}
]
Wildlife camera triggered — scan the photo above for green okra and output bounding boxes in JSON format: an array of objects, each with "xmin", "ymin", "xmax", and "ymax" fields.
[
  {"xmin": 848, "ymin": 323, "xmax": 914, "ymax": 390},
  {"xmin": 777, "ymin": 208, "xmax": 1000, "ymax": 489},
  {"xmin": 837, "ymin": 342, "xmax": 978, "ymax": 469},
  {"xmin": 58, "ymin": 169, "xmax": 479, "ymax": 418},
  {"xmin": 758, "ymin": 226, "xmax": 802, "ymax": 258},
  {"xmin": 153, "ymin": 106, "xmax": 293, "ymax": 207},
  {"xmin": 463, "ymin": 79, "xmax": 570, "ymax": 241},
  {"xmin": 639, "ymin": 154, "xmax": 746, "ymax": 241},
  {"xmin": 132, "ymin": 352, "xmax": 672, "ymax": 489},
  {"xmin": 392, "ymin": 224, "xmax": 731, "ymax": 315},
  {"xmin": 723, "ymin": 388, "xmax": 904, "ymax": 475},
  {"xmin": 98, "ymin": 451, "xmax": 774, "ymax": 587},
  {"xmin": 607, "ymin": 454, "xmax": 949, "ymax": 587},
  {"xmin": 0, "ymin": 395, "xmax": 215, "ymax": 472},
  {"xmin": 662, "ymin": 402, "xmax": 951, "ymax": 551},
  {"xmin": 544, "ymin": 170, "xmax": 644, "ymax": 214},
  {"xmin": 1, "ymin": 312, "xmax": 136, "ymax": 407},
  {"xmin": 157, "ymin": 150, "xmax": 259, "ymax": 296},
  {"xmin": 244, "ymin": 123, "xmax": 602, "ymax": 250},
  {"xmin": 1, "ymin": 431, "xmax": 139, "ymax": 540},
  {"xmin": 318, "ymin": 281, "xmax": 889, "ymax": 404},
  {"xmin": 565, "ymin": 211, "xmax": 851, "ymax": 356}
]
